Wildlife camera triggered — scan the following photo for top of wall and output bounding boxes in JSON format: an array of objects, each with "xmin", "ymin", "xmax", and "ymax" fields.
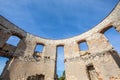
[{"xmin": 0, "ymin": 1, "xmax": 120, "ymax": 45}]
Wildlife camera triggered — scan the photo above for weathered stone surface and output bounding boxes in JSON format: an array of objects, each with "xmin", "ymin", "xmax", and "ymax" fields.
[{"xmin": 0, "ymin": 1, "xmax": 120, "ymax": 80}]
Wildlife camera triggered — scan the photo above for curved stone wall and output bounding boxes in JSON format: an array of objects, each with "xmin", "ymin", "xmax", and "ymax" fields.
[{"xmin": 0, "ymin": 1, "xmax": 120, "ymax": 80}]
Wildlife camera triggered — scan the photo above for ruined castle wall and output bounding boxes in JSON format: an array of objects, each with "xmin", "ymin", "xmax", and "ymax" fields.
[{"xmin": 0, "ymin": 1, "xmax": 120, "ymax": 80}]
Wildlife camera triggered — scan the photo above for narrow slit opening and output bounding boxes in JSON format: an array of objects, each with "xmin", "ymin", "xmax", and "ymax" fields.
[{"xmin": 57, "ymin": 46, "xmax": 65, "ymax": 79}]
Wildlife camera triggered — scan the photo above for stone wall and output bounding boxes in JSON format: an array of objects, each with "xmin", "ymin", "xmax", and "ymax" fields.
[{"xmin": 0, "ymin": 1, "xmax": 120, "ymax": 80}]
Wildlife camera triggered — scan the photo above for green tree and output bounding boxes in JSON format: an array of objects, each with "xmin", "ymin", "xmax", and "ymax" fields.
[{"xmin": 58, "ymin": 71, "xmax": 65, "ymax": 80}]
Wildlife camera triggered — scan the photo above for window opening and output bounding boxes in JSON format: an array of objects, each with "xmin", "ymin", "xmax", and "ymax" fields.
[
  {"xmin": 57, "ymin": 46, "xmax": 65, "ymax": 79},
  {"xmin": 79, "ymin": 41, "xmax": 88, "ymax": 51},
  {"xmin": 104, "ymin": 27, "xmax": 120, "ymax": 53},
  {"xmin": 87, "ymin": 65, "xmax": 99, "ymax": 80},
  {"xmin": 0, "ymin": 57, "xmax": 9, "ymax": 76},
  {"xmin": 34, "ymin": 44, "xmax": 44, "ymax": 53},
  {"xmin": 6, "ymin": 36, "xmax": 20, "ymax": 46},
  {"xmin": 34, "ymin": 44, "xmax": 44, "ymax": 60}
]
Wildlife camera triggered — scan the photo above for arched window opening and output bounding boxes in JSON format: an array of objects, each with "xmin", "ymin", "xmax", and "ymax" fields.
[
  {"xmin": 104, "ymin": 27, "xmax": 120, "ymax": 53},
  {"xmin": 0, "ymin": 57, "xmax": 9, "ymax": 76},
  {"xmin": 57, "ymin": 46, "xmax": 65, "ymax": 79},
  {"xmin": 6, "ymin": 36, "xmax": 20, "ymax": 46},
  {"xmin": 79, "ymin": 41, "xmax": 88, "ymax": 51},
  {"xmin": 100, "ymin": 25, "xmax": 112, "ymax": 33}
]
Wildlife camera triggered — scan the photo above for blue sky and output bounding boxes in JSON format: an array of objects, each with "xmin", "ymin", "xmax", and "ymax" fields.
[
  {"xmin": 0, "ymin": 0, "xmax": 119, "ymax": 39},
  {"xmin": 0, "ymin": 0, "xmax": 120, "ymax": 77}
]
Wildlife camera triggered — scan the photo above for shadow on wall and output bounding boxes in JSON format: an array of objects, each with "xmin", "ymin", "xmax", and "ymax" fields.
[
  {"xmin": 0, "ymin": 70, "xmax": 10, "ymax": 80},
  {"xmin": 101, "ymin": 26, "xmax": 120, "ymax": 68},
  {"xmin": 102, "ymin": 27, "xmax": 120, "ymax": 53},
  {"xmin": 27, "ymin": 74, "xmax": 45, "ymax": 80},
  {"xmin": 110, "ymin": 50, "xmax": 120, "ymax": 68}
]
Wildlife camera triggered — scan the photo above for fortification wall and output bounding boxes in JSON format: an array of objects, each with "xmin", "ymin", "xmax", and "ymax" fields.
[{"xmin": 0, "ymin": 1, "xmax": 120, "ymax": 80}]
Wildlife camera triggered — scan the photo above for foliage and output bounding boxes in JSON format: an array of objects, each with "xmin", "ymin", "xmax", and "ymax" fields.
[{"xmin": 58, "ymin": 71, "xmax": 65, "ymax": 80}]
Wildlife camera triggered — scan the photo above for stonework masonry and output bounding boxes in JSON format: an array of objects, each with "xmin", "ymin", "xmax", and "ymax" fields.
[{"xmin": 0, "ymin": 1, "xmax": 120, "ymax": 80}]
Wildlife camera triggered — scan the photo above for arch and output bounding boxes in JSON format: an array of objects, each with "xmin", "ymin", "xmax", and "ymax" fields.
[
  {"xmin": 11, "ymin": 31, "xmax": 24, "ymax": 39},
  {"xmin": 99, "ymin": 25, "xmax": 113, "ymax": 34},
  {"xmin": 56, "ymin": 44, "xmax": 65, "ymax": 47}
]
